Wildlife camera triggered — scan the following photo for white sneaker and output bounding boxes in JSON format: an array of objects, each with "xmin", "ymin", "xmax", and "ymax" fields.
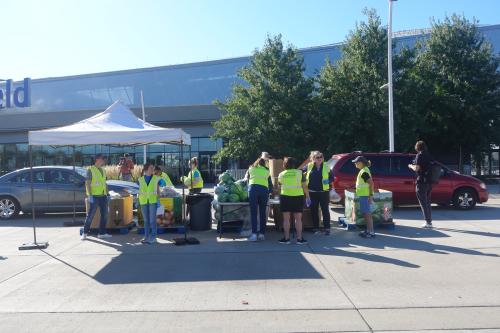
[
  {"xmin": 80, "ymin": 233, "xmax": 87, "ymax": 241},
  {"xmin": 248, "ymin": 234, "xmax": 258, "ymax": 242},
  {"xmin": 257, "ymin": 234, "xmax": 265, "ymax": 241},
  {"xmin": 97, "ymin": 233, "xmax": 112, "ymax": 239},
  {"xmin": 422, "ymin": 223, "xmax": 433, "ymax": 229}
]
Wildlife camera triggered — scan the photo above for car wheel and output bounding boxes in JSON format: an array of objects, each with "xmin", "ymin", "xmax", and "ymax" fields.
[
  {"xmin": 453, "ymin": 188, "xmax": 476, "ymax": 210},
  {"xmin": 0, "ymin": 196, "xmax": 20, "ymax": 219}
]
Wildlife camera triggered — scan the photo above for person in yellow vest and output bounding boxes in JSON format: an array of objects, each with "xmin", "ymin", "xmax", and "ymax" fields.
[
  {"xmin": 352, "ymin": 156, "xmax": 375, "ymax": 238},
  {"xmin": 181, "ymin": 157, "xmax": 204, "ymax": 194},
  {"xmin": 81, "ymin": 154, "xmax": 111, "ymax": 240},
  {"xmin": 246, "ymin": 153, "xmax": 273, "ymax": 242},
  {"xmin": 303, "ymin": 151, "xmax": 334, "ymax": 235},
  {"xmin": 278, "ymin": 157, "xmax": 310, "ymax": 244},
  {"xmin": 138, "ymin": 163, "xmax": 162, "ymax": 244},
  {"xmin": 154, "ymin": 166, "xmax": 173, "ymax": 187}
]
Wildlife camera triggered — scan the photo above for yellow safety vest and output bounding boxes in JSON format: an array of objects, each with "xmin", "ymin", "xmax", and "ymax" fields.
[
  {"xmin": 355, "ymin": 166, "xmax": 372, "ymax": 197},
  {"xmin": 278, "ymin": 169, "xmax": 304, "ymax": 196},
  {"xmin": 306, "ymin": 162, "xmax": 330, "ymax": 191},
  {"xmin": 138, "ymin": 175, "xmax": 160, "ymax": 205},
  {"xmin": 187, "ymin": 168, "xmax": 203, "ymax": 189},
  {"xmin": 160, "ymin": 172, "xmax": 173, "ymax": 187},
  {"xmin": 87, "ymin": 166, "xmax": 106, "ymax": 196},
  {"xmin": 248, "ymin": 165, "xmax": 270, "ymax": 187}
]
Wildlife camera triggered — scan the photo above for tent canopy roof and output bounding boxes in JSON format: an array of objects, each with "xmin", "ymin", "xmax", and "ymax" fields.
[{"xmin": 28, "ymin": 101, "xmax": 191, "ymax": 146}]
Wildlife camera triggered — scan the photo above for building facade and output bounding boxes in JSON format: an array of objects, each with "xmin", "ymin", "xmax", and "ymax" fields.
[{"xmin": 1, "ymin": 25, "xmax": 500, "ymax": 181}]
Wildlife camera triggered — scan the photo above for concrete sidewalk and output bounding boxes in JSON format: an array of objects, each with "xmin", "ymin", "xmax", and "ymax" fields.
[{"xmin": 1, "ymin": 200, "xmax": 499, "ymax": 332}]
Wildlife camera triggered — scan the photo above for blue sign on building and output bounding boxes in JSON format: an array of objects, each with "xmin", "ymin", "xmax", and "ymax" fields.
[{"xmin": 0, "ymin": 78, "xmax": 31, "ymax": 108}]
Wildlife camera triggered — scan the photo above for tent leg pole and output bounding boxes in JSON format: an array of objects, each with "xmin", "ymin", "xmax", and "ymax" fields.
[
  {"xmin": 64, "ymin": 145, "xmax": 84, "ymax": 227},
  {"xmin": 19, "ymin": 145, "xmax": 48, "ymax": 250},
  {"xmin": 182, "ymin": 142, "xmax": 186, "ymax": 240},
  {"xmin": 173, "ymin": 139, "xmax": 199, "ymax": 246}
]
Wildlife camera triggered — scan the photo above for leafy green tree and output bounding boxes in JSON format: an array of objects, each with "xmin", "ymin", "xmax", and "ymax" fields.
[
  {"xmin": 316, "ymin": 9, "xmax": 389, "ymax": 153},
  {"xmin": 411, "ymin": 15, "xmax": 500, "ymax": 171},
  {"xmin": 212, "ymin": 35, "xmax": 316, "ymax": 162}
]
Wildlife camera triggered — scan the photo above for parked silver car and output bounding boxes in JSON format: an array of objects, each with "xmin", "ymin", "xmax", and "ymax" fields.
[{"xmin": 0, "ymin": 166, "xmax": 139, "ymax": 219}]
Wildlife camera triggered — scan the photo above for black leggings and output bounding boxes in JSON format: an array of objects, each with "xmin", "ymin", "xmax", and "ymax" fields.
[{"xmin": 309, "ymin": 191, "xmax": 331, "ymax": 229}]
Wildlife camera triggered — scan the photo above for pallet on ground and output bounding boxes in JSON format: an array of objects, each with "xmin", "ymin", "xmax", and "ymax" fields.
[
  {"xmin": 136, "ymin": 225, "xmax": 186, "ymax": 235},
  {"xmin": 337, "ymin": 217, "xmax": 395, "ymax": 231},
  {"xmin": 79, "ymin": 222, "xmax": 135, "ymax": 235}
]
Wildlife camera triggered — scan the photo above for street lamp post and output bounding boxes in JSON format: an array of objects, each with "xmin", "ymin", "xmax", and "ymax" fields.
[{"xmin": 388, "ymin": 0, "xmax": 396, "ymax": 152}]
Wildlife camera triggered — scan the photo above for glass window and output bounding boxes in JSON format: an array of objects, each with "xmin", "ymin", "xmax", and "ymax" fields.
[
  {"xmin": 391, "ymin": 156, "xmax": 415, "ymax": 177},
  {"xmin": 80, "ymin": 145, "xmax": 96, "ymax": 155},
  {"xmin": 15, "ymin": 144, "xmax": 29, "ymax": 169},
  {"xmin": 368, "ymin": 156, "xmax": 390, "ymax": 176},
  {"xmin": 148, "ymin": 144, "xmax": 165, "ymax": 153},
  {"xmin": 163, "ymin": 144, "xmax": 179, "ymax": 153},
  {"xmin": 9, "ymin": 171, "xmax": 47, "ymax": 183},
  {"xmin": 198, "ymin": 138, "xmax": 217, "ymax": 151},
  {"xmin": 491, "ymin": 152, "xmax": 499, "ymax": 176},
  {"xmin": 5, "ymin": 144, "xmax": 16, "ymax": 170},
  {"xmin": 49, "ymin": 170, "xmax": 80, "ymax": 184},
  {"xmin": 190, "ymin": 138, "xmax": 199, "ymax": 152},
  {"xmin": 110, "ymin": 145, "xmax": 125, "ymax": 154},
  {"xmin": 339, "ymin": 160, "xmax": 357, "ymax": 175}
]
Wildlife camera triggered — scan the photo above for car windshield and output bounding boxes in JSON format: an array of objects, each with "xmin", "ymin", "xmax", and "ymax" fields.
[
  {"xmin": 75, "ymin": 167, "xmax": 88, "ymax": 178},
  {"xmin": 326, "ymin": 156, "xmax": 340, "ymax": 170}
]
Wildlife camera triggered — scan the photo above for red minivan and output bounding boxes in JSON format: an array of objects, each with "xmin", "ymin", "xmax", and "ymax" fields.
[{"xmin": 329, "ymin": 152, "xmax": 489, "ymax": 209}]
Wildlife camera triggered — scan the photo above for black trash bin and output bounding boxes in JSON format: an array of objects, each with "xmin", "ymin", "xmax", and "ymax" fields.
[{"xmin": 187, "ymin": 193, "xmax": 213, "ymax": 231}]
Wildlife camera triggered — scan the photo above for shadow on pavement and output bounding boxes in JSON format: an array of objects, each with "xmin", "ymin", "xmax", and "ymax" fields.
[
  {"xmin": 433, "ymin": 227, "xmax": 500, "ymax": 238},
  {"xmin": 49, "ymin": 237, "xmax": 324, "ymax": 285},
  {"xmin": 329, "ymin": 247, "xmax": 420, "ymax": 268},
  {"xmin": 393, "ymin": 205, "xmax": 500, "ymax": 221},
  {"xmin": 312, "ymin": 224, "xmax": 499, "ymax": 269},
  {"xmin": 0, "ymin": 213, "xmax": 86, "ymax": 228}
]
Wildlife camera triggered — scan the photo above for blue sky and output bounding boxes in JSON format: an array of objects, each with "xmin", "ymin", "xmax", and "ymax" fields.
[{"xmin": 3, "ymin": 0, "xmax": 500, "ymax": 79}]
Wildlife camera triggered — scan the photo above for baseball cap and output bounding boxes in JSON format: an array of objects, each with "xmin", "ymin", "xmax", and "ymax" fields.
[{"xmin": 352, "ymin": 155, "xmax": 368, "ymax": 164}]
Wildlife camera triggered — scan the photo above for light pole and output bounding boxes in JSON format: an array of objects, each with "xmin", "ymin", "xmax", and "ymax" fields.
[
  {"xmin": 140, "ymin": 90, "xmax": 147, "ymax": 164},
  {"xmin": 387, "ymin": 0, "xmax": 396, "ymax": 152}
]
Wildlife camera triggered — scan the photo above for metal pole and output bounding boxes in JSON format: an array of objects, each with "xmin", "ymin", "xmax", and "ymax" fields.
[
  {"xmin": 72, "ymin": 146, "xmax": 76, "ymax": 222},
  {"xmin": 181, "ymin": 141, "xmax": 187, "ymax": 240},
  {"xmin": 19, "ymin": 146, "xmax": 48, "ymax": 250},
  {"xmin": 140, "ymin": 90, "xmax": 147, "ymax": 164},
  {"xmin": 388, "ymin": 0, "xmax": 395, "ymax": 152},
  {"xmin": 30, "ymin": 146, "xmax": 37, "ymax": 244}
]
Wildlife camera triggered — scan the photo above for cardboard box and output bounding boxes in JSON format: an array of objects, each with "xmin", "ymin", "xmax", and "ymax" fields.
[
  {"xmin": 272, "ymin": 203, "xmax": 322, "ymax": 230},
  {"xmin": 268, "ymin": 159, "xmax": 284, "ymax": 178},
  {"xmin": 85, "ymin": 196, "xmax": 134, "ymax": 229},
  {"xmin": 137, "ymin": 197, "xmax": 183, "ymax": 226},
  {"xmin": 344, "ymin": 189, "xmax": 393, "ymax": 225}
]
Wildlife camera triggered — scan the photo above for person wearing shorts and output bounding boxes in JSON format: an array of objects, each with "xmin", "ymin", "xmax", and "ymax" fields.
[
  {"xmin": 352, "ymin": 156, "xmax": 375, "ymax": 238},
  {"xmin": 278, "ymin": 157, "xmax": 310, "ymax": 244}
]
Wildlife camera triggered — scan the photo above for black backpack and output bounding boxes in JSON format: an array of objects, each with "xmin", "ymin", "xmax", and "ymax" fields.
[{"xmin": 426, "ymin": 161, "xmax": 442, "ymax": 184}]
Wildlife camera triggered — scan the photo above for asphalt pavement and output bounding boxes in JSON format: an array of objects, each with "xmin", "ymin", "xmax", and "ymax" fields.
[{"xmin": 0, "ymin": 199, "xmax": 499, "ymax": 332}]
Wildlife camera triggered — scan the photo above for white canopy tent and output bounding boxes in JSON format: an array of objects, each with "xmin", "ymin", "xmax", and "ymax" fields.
[
  {"xmin": 20, "ymin": 101, "xmax": 192, "ymax": 250},
  {"xmin": 29, "ymin": 101, "xmax": 191, "ymax": 146}
]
